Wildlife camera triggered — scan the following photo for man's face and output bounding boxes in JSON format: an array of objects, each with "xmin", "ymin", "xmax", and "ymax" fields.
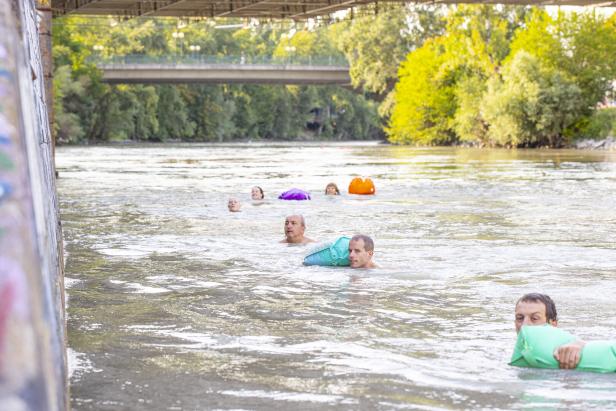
[
  {"xmin": 284, "ymin": 216, "xmax": 304, "ymax": 240},
  {"xmin": 348, "ymin": 238, "xmax": 373, "ymax": 268},
  {"xmin": 514, "ymin": 300, "xmax": 554, "ymax": 333},
  {"xmin": 228, "ymin": 198, "xmax": 240, "ymax": 212}
]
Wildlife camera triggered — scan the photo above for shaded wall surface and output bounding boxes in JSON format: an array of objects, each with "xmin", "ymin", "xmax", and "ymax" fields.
[{"xmin": 0, "ymin": 0, "xmax": 67, "ymax": 410}]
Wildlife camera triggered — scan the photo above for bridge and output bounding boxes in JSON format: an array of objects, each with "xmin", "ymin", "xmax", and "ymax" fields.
[
  {"xmin": 51, "ymin": 0, "xmax": 616, "ymax": 19},
  {"xmin": 95, "ymin": 56, "xmax": 351, "ymax": 85}
]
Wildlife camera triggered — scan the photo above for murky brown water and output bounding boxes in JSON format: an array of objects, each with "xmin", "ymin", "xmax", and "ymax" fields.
[{"xmin": 57, "ymin": 143, "xmax": 616, "ymax": 410}]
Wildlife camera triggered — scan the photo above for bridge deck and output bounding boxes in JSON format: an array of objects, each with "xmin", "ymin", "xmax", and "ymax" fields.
[
  {"xmin": 51, "ymin": 0, "xmax": 616, "ymax": 19},
  {"xmin": 99, "ymin": 63, "xmax": 351, "ymax": 84}
]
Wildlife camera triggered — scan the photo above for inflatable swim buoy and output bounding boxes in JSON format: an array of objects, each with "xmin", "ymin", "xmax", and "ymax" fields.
[
  {"xmin": 303, "ymin": 237, "xmax": 350, "ymax": 266},
  {"xmin": 510, "ymin": 325, "xmax": 616, "ymax": 373},
  {"xmin": 348, "ymin": 177, "xmax": 375, "ymax": 195},
  {"xmin": 278, "ymin": 188, "xmax": 311, "ymax": 201}
]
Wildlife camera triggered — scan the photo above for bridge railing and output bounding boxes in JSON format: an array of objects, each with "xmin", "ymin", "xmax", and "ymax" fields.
[{"xmin": 90, "ymin": 54, "xmax": 350, "ymax": 67}]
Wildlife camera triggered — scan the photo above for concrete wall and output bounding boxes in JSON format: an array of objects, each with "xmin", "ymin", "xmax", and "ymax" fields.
[{"xmin": 0, "ymin": 0, "xmax": 67, "ymax": 410}]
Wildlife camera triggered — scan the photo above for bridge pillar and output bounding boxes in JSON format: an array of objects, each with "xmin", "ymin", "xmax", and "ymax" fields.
[{"xmin": 36, "ymin": 0, "xmax": 54, "ymax": 174}]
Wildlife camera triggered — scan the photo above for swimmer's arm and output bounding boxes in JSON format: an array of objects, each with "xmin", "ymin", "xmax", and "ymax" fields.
[{"xmin": 553, "ymin": 340, "xmax": 586, "ymax": 369}]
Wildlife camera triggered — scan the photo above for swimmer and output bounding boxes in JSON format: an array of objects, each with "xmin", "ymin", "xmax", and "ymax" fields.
[
  {"xmin": 281, "ymin": 215, "xmax": 314, "ymax": 244},
  {"xmin": 227, "ymin": 197, "xmax": 241, "ymax": 212},
  {"xmin": 348, "ymin": 235, "xmax": 377, "ymax": 269},
  {"xmin": 515, "ymin": 293, "xmax": 585, "ymax": 369},
  {"xmin": 325, "ymin": 182, "xmax": 340, "ymax": 195},
  {"xmin": 251, "ymin": 186, "xmax": 264, "ymax": 201}
]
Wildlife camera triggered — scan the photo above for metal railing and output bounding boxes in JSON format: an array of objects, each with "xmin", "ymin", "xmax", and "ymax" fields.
[{"xmin": 90, "ymin": 54, "xmax": 349, "ymax": 67}]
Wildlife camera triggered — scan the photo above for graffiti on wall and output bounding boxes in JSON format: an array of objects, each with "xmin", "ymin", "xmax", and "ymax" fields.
[
  {"xmin": 0, "ymin": 16, "xmax": 38, "ymax": 403},
  {"xmin": 0, "ymin": 258, "xmax": 37, "ymax": 390},
  {"xmin": 0, "ymin": 44, "xmax": 16, "ymax": 207}
]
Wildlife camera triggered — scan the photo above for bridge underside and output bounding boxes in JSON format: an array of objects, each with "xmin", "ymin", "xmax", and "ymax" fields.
[{"xmin": 51, "ymin": 0, "xmax": 616, "ymax": 19}]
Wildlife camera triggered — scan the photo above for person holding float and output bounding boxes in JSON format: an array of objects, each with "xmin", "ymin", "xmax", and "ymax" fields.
[
  {"xmin": 510, "ymin": 293, "xmax": 616, "ymax": 373},
  {"xmin": 281, "ymin": 215, "xmax": 314, "ymax": 244},
  {"xmin": 304, "ymin": 234, "xmax": 377, "ymax": 269}
]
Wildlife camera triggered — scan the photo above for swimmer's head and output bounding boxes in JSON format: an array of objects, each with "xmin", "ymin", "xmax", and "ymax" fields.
[
  {"xmin": 251, "ymin": 186, "xmax": 264, "ymax": 200},
  {"xmin": 284, "ymin": 214, "xmax": 305, "ymax": 242},
  {"xmin": 514, "ymin": 293, "xmax": 558, "ymax": 333},
  {"xmin": 228, "ymin": 197, "xmax": 241, "ymax": 212},
  {"xmin": 325, "ymin": 183, "xmax": 340, "ymax": 196},
  {"xmin": 348, "ymin": 234, "xmax": 374, "ymax": 269}
]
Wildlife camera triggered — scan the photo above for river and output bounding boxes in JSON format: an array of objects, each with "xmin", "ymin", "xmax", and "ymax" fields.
[{"xmin": 57, "ymin": 143, "xmax": 616, "ymax": 410}]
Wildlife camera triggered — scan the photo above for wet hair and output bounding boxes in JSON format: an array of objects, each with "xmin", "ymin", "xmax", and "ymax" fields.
[
  {"xmin": 351, "ymin": 234, "xmax": 374, "ymax": 252},
  {"xmin": 516, "ymin": 293, "xmax": 558, "ymax": 322},
  {"xmin": 325, "ymin": 183, "xmax": 340, "ymax": 195},
  {"xmin": 253, "ymin": 186, "xmax": 264, "ymax": 199}
]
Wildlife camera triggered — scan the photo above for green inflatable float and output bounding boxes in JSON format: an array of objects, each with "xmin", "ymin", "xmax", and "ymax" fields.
[
  {"xmin": 303, "ymin": 237, "xmax": 350, "ymax": 266},
  {"xmin": 510, "ymin": 325, "xmax": 616, "ymax": 373}
]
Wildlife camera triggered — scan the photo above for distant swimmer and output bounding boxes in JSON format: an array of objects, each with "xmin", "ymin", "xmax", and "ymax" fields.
[
  {"xmin": 325, "ymin": 182, "xmax": 340, "ymax": 196},
  {"xmin": 227, "ymin": 197, "xmax": 241, "ymax": 212},
  {"xmin": 251, "ymin": 186, "xmax": 264, "ymax": 201},
  {"xmin": 348, "ymin": 234, "xmax": 377, "ymax": 269},
  {"xmin": 281, "ymin": 215, "xmax": 314, "ymax": 244},
  {"xmin": 515, "ymin": 293, "xmax": 585, "ymax": 369}
]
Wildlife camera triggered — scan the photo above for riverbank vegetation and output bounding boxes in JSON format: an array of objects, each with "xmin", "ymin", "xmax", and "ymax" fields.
[{"xmin": 52, "ymin": 6, "xmax": 616, "ymax": 147}]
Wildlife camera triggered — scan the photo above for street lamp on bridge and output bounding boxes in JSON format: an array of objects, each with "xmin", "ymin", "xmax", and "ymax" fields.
[
  {"xmin": 93, "ymin": 44, "xmax": 104, "ymax": 60},
  {"xmin": 171, "ymin": 31, "xmax": 185, "ymax": 57},
  {"xmin": 188, "ymin": 44, "xmax": 201, "ymax": 60}
]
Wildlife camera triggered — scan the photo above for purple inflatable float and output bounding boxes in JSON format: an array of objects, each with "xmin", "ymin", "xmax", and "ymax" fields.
[{"xmin": 278, "ymin": 188, "xmax": 311, "ymax": 200}]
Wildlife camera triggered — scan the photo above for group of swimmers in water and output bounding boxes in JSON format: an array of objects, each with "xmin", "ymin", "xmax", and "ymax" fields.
[
  {"xmin": 226, "ymin": 185, "xmax": 593, "ymax": 369},
  {"xmin": 227, "ymin": 183, "xmax": 341, "ymax": 212},
  {"xmin": 227, "ymin": 183, "xmax": 376, "ymax": 269}
]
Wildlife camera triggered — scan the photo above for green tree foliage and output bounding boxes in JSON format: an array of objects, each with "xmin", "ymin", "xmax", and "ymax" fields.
[
  {"xmin": 155, "ymin": 85, "xmax": 195, "ymax": 140},
  {"xmin": 481, "ymin": 52, "xmax": 582, "ymax": 147},
  {"xmin": 53, "ymin": 65, "xmax": 86, "ymax": 143},
  {"xmin": 52, "ymin": 17, "xmax": 379, "ymax": 143},
  {"xmin": 389, "ymin": 5, "xmax": 527, "ymax": 145},
  {"xmin": 52, "ymin": 6, "xmax": 615, "ymax": 147},
  {"xmin": 388, "ymin": 38, "xmax": 457, "ymax": 145},
  {"xmin": 333, "ymin": 5, "xmax": 445, "ymax": 98},
  {"xmin": 388, "ymin": 5, "xmax": 616, "ymax": 147}
]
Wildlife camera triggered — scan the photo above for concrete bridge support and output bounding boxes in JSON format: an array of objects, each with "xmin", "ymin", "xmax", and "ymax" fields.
[{"xmin": 0, "ymin": 0, "xmax": 67, "ymax": 410}]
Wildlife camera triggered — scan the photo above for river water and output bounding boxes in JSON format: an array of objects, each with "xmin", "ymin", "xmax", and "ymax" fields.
[{"xmin": 57, "ymin": 143, "xmax": 616, "ymax": 411}]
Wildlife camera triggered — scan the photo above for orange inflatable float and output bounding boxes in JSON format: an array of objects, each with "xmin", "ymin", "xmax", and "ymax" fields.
[{"xmin": 348, "ymin": 177, "xmax": 375, "ymax": 195}]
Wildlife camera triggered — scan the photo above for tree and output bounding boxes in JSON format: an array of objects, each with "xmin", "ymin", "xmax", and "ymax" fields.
[
  {"xmin": 155, "ymin": 85, "xmax": 195, "ymax": 140},
  {"xmin": 481, "ymin": 51, "xmax": 583, "ymax": 147},
  {"xmin": 509, "ymin": 10, "xmax": 616, "ymax": 136},
  {"xmin": 388, "ymin": 38, "xmax": 458, "ymax": 145},
  {"xmin": 333, "ymin": 5, "xmax": 445, "ymax": 98}
]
